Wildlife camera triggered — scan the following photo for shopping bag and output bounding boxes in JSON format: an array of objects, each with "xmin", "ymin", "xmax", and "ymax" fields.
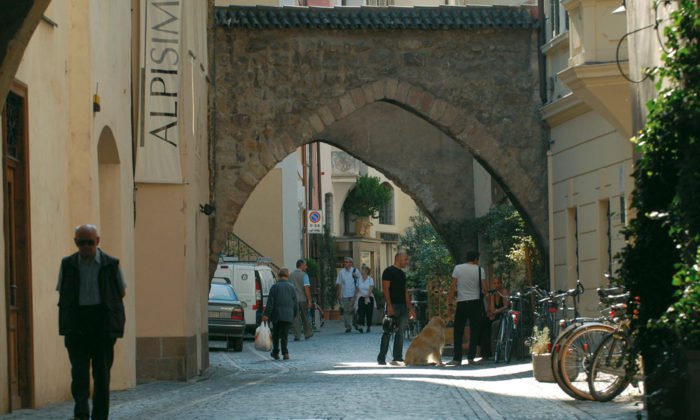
[{"xmin": 254, "ymin": 321, "xmax": 272, "ymax": 352}]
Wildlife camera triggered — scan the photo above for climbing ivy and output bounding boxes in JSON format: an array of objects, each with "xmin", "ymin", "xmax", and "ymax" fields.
[{"xmin": 617, "ymin": 1, "xmax": 700, "ymax": 416}]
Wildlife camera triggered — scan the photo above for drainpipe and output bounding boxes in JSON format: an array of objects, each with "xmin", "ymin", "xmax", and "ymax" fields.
[
  {"xmin": 547, "ymin": 150, "xmax": 555, "ymax": 291},
  {"xmin": 302, "ymin": 145, "xmax": 308, "ymax": 259},
  {"xmin": 538, "ymin": 0, "xmax": 547, "ymax": 104}
]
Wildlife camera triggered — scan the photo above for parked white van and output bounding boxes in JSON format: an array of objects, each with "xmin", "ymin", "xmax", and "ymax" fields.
[{"xmin": 211, "ymin": 257, "xmax": 277, "ymax": 333}]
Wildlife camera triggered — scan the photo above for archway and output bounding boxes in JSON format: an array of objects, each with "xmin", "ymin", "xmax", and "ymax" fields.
[
  {"xmin": 211, "ymin": 6, "xmax": 547, "ymax": 265},
  {"xmin": 97, "ymin": 126, "xmax": 122, "ymax": 258}
]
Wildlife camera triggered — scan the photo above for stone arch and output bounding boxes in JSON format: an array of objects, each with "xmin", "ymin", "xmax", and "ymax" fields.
[
  {"xmin": 97, "ymin": 126, "xmax": 122, "ymax": 253},
  {"xmin": 212, "ymin": 8, "xmax": 547, "ymax": 263},
  {"xmin": 213, "ymin": 84, "xmax": 546, "ymax": 260}
]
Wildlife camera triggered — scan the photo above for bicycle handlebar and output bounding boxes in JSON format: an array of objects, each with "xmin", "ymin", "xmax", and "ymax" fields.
[{"xmin": 597, "ymin": 286, "xmax": 626, "ymax": 298}]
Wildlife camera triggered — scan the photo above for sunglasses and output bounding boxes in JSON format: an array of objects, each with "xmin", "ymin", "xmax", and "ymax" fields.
[{"xmin": 74, "ymin": 239, "xmax": 96, "ymax": 247}]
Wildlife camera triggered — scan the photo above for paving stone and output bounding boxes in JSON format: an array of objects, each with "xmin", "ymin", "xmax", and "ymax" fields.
[{"xmin": 1, "ymin": 321, "xmax": 643, "ymax": 420}]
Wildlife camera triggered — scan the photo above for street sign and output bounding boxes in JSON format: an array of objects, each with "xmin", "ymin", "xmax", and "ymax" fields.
[{"xmin": 307, "ymin": 210, "xmax": 323, "ymax": 234}]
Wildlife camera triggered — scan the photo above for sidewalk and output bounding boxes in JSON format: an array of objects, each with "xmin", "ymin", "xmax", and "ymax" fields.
[{"xmin": 1, "ymin": 320, "xmax": 644, "ymax": 419}]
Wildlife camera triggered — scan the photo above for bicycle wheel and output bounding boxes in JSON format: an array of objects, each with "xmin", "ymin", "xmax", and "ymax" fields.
[
  {"xmin": 504, "ymin": 316, "xmax": 515, "ymax": 363},
  {"xmin": 588, "ymin": 332, "xmax": 633, "ymax": 402},
  {"xmin": 558, "ymin": 324, "xmax": 615, "ymax": 400},
  {"xmin": 494, "ymin": 316, "xmax": 507, "ymax": 363},
  {"xmin": 550, "ymin": 322, "xmax": 581, "ymax": 389},
  {"xmin": 550, "ymin": 319, "xmax": 601, "ymax": 390}
]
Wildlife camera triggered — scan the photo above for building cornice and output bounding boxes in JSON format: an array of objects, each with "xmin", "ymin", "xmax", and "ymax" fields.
[
  {"xmin": 540, "ymin": 93, "xmax": 590, "ymax": 127},
  {"xmin": 214, "ymin": 5, "xmax": 538, "ymax": 30},
  {"xmin": 541, "ymin": 31, "xmax": 569, "ymax": 56},
  {"xmin": 558, "ymin": 62, "xmax": 632, "ymax": 137}
]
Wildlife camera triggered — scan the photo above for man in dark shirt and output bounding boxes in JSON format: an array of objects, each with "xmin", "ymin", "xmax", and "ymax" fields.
[
  {"xmin": 377, "ymin": 251, "xmax": 414, "ymax": 366},
  {"xmin": 57, "ymin": 224, "xmax": 126, "ymax": 420}
]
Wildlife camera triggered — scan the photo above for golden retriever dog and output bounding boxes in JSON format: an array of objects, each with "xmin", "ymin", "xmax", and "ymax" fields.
[{"xmin": 404, "ymin": 317, "xmax": 447, "ymax": 366}]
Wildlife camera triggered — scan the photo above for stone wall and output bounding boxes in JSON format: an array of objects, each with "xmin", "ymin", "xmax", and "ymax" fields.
[{"xmin": 212, "ymin": 13, "xmax": 547, "ymax": 260}]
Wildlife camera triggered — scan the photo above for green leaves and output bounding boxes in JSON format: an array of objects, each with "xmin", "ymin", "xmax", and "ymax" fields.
[
  {"xmin": 342, "ymin": 175, "xmax": 392, "ymax": 219},
  {"xmin": 617, "ymin": 0, "xmax": 700, "ymax": 414},
  {"xmin": 398, "ymin": 212, "xmax": 453, "ymax": 289}
]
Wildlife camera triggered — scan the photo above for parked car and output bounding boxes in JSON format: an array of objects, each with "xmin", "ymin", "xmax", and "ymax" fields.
[
  {"xmin": 212, "ymin": 257, "xmax": 276, "ymax": 334},
  {"xmin": 208, "ymin": 282, "xmax": 246, "ymax": 351}
]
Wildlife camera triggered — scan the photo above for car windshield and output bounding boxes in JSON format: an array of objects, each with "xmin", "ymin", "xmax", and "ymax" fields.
[{"xmin": 209, "ymin": 283, "xmax": 238, "ymax": 301}]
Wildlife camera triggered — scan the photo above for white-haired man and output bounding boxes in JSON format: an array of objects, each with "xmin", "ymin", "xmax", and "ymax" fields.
[
  {"xmin": 57, "ymin": 224, "xmax": 126, "ymax": 420},
  {"xmin": 336, "ymin": 256, "xmax": 361, "ymax": 333}
]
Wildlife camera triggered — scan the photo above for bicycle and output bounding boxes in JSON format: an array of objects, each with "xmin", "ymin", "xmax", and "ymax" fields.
[
  {"xmin": 493, "ymin": 286, "xmax": 540, "ymax": 363},
  {"xmin": 552, "ymin": 282, "xmax": 630, "ymax": 400},
  {"xmin": 587, "ymin": 295, "xmax": 643, "ymax": 402},
  {"xmin": 549, "ymin": 280, "xmax": 610, "ymax": 400},
  {"xmin": 532, "ymin": 287, "xmax": 562, "ymax": 346},
  {"xmin": 309, "ymin": 301, "xmax": 325, "ymax": 331}
]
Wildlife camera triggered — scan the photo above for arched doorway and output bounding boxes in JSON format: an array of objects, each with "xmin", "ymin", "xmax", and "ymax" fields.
[{"xmin": 97, "ymin": 126, "xmax": 122, "ymax": 259}]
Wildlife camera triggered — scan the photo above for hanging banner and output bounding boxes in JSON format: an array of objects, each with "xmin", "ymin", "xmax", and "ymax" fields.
[{"xmin": 135, "ymin": 0, "xmax": 183, "ymax": 184}]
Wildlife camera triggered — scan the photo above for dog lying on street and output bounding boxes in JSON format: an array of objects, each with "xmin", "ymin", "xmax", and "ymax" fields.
[{"xmin": 404, "ymin": 317, "xmax": 446, "ymax": 366}]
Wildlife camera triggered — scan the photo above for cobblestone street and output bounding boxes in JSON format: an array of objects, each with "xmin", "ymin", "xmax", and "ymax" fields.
[{"xmin": 2, "ymin": 320, "xmax": 643, "ymax": 419}]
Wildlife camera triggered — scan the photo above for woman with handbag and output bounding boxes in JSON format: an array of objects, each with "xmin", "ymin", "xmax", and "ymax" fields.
[
  {"xmin": 355, "ymin": 265, "xmax": 375, "ymax": 333},
  {"xmin": 262, "ymin": 268, "xmax": 298, "ymax": 360}
]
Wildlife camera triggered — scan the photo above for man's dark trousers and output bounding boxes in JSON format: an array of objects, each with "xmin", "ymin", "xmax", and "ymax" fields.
[
  {"xmin": 272, "ymin": 321, "xmax": 292, "ymax": 356},
  {"xmin": 453, "ymin": 299, "xmax": 483, "ymax": 362},
  {"xmin": 378, "ymin": 303, "xmax": 408, "ymax": 362},
  {"xmin": 65, "ymin": 305, "xmax": 116, "ymax": 420}
]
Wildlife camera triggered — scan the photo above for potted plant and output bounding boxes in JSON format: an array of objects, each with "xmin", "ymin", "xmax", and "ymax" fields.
[
  {"xmin": 342, "ymin": 175, "xmax": 392, "ymax": 237},
  {"xmin": 529, "ymin": 326, "xmax": 554, "ymax": 382}
]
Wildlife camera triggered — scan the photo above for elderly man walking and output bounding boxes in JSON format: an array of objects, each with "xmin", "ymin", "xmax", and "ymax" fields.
[
  {"xmin": 263, "ymin": 268, "xmax": 298, "ymax": 360},
  {"xmin": 337, "ymin": 256, "xmax": 361, "ymax": 333},
  {"xmin": 57, "ymin": 224, "xmax": 126, "ymax": 420}
]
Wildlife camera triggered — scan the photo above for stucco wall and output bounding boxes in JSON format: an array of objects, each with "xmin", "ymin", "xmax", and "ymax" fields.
[
  {"xmin": 549, "ymin": 110, "xmax": 634, "ymax": 314},
  {"xmin": 234, "ymin": 167, "xmax": 285, "ymax": 265},
  {"xmin": 89, "ymin": 0, "xmax": 137, "ymax": 391},
  {"xmin": 133, "ymin": 0, "xmax": 211, "ymax": 381},
  {"xmin": 0, "ymin": 0, "xmax": 136, "ymax": 410}
]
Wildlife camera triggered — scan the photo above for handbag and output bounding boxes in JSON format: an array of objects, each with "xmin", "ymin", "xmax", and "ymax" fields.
[
  {"xmin": 254, "ymin": 321, "xmax": 272, "ymax": 352},
  {"xmin": 478, "ymin": 265, "xmax": 487, "ymax": 314}
]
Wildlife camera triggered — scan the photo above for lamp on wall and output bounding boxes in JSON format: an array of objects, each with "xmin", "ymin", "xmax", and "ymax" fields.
[
  {"xmin": 199, "ymin": 203, "xmax": 215, "ymax": 215},
  {"xmin": 93, "ymin": 83, "xmax": 101, "ymax": 113},
  {"xmin": 612, "ymin": 0, "xmax": 626, "ymax": 14}
]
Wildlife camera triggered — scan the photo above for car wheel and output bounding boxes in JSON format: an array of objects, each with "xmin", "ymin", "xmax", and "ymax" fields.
[{"xmin": 234, "ymin": 338, "xmax": 243, "ymax": 352}]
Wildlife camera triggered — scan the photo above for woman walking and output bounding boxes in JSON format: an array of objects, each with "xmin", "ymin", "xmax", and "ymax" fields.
[{"xmin": 356, "ymin": 265, "xmax": 375, "ymax": 333}]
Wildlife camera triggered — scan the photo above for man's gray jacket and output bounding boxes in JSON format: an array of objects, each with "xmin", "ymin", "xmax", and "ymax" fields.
[{"xmin": 263, "ymin": 280, "xmax": 298, "ymax": 323}]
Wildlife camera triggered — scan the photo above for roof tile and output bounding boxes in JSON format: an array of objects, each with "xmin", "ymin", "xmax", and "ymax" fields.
[{"xmin": 214, "ymin": 5, "xmax": 537, "ymax": 31}]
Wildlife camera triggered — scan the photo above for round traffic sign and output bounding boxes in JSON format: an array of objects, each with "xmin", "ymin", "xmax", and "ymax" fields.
[{"xmin": 309, "ymin": 211, "xmax": 321, "ymax": 224}]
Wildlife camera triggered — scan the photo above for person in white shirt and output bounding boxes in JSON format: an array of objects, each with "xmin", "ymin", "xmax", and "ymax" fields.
[
  {"xmin": 336, "ymin": 256, "xmax": 361, "ymax": 333},
  {"xmin": 355, "ymin": 265, "xmax": 375, "ymax": 333},
  {"xmin": 446, "ymin": 250, "xmax": 488, "ymax": 366}
]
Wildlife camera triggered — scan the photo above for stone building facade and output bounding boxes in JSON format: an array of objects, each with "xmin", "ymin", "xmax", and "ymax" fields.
[{"xmin": 211, "ymin": 6, "xmax": 547, "ymax": 264}]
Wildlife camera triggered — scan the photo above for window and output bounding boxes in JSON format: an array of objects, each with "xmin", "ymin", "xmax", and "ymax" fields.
[
  {"xmin": 567, "ymin": 207, "xmax": 579, "ymax": 282},
  {"xmin": 550, "ymin": 0, "xmax": 569, "ymax": 37},
  {"xmin": 599, "ymin": 199, "xmax": 612, "ymax": 276},
  {"xmin": 378, "ymin": 183, "xmax": 394, "ymax": 225}
]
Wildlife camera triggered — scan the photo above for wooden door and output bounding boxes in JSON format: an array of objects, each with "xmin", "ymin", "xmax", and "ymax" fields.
[{"xmin": 3, "ymin": 84, "xmax": 33, "ymax": 409}]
